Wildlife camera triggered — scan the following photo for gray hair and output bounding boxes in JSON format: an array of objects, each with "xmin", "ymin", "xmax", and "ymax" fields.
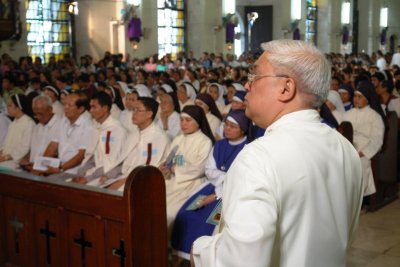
[
  {"xmin": 32, "ymin": 95, "xmax": 53, "ymax": 108},
  {"xmin": 261, "ymin": 40, "xmax": 331, "ymax": 108}
]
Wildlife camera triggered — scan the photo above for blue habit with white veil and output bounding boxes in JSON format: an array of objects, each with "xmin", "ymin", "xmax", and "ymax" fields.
[{"xmin": 171, "ymin": 137, "xmax": 247, "ymax": 259}]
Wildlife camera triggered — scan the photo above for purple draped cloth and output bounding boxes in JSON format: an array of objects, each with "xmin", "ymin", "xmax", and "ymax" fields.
[
  {"xmin": 342, "ymin": 26, "xmax": 349, "ymax": 45},
  {"xmin": 225, "ymin": 22, "xmax": 235, "ymax": 43},
  {"xmin": 293, "ymin": 28, "xmax": 300, "ymax": 40},
  {"xmin": 380, "ymin": 28, "xmax": 387, "ymax": 45},
  {"xmin": 128, "ymin": 17, "xmax": 142, "ymax": 42}
]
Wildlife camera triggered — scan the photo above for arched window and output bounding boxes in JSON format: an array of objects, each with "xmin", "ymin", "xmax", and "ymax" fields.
[
  {"xmin": 26, "ymin": 0, "xmax": 71, "ymax": 63},
  {"xmin": 157, "ymin": 0, "xmax": 185, "ymax": 59},
  {"xmin": 305, "ymin": 0, "xmax": 318, "ymax": 46}
]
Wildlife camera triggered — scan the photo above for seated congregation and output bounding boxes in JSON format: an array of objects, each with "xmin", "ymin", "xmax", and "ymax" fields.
[{"xmin": 0, "ymin": 49, "xmax": 399, "ymax": 264}]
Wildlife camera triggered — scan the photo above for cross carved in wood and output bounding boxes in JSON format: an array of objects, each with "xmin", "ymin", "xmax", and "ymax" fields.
[
  {"xmin": 39, "ymin": 220, "xmax": 56, "ymax": 264},
  {"xmin": 9, "ymin": 215, "xmax": 24, "ymax": 254},
  {"xmin": 112, "ymin": 239, "xmax": 126, "ymax": 267},
  {"xmin": 73, "ymin": 228, "xmax": 92, "ymax": 267}
]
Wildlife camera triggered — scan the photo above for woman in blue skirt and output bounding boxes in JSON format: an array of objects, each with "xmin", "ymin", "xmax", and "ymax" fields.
[{"xmin": 171, "ymin": 109, "xmax": 250, "ymax": 263}]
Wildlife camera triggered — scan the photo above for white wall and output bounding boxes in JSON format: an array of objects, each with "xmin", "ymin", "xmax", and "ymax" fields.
[
  {"xmin": 132, "ymin": 0, "xmax": 157, "ymax": 58},
  {"xmin": 186, "ymin": 0, "xmax": 223, "ymax": 58},
  {"xmin": 75, "ymin": 0, "xmax": 118, "ymax": 61},
  {"xmin": 357, "ymin": 0, "xmax": 380, "ymax": 54},
  {"xmin": 387, "ymin": 0, "xmax": 400, "ymax": 51}
]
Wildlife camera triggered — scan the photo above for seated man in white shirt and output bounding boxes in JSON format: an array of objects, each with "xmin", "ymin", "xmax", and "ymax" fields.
[
  {"xmin": 72, "ymin": 91, "xmax": 127, "ymax": 184},
  {"xmin": 93, "ymin": 97, "xmax": 170, "ymax": 190},
  {"xmin": 19, "ymin": 95, "xmax": 62, "ymax": 173},
  {"xmin": 42, "ymin": 92, "xmax": 94, "ymax": 178}
]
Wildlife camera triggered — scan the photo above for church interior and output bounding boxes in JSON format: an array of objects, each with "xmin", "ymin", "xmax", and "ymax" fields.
[{"xmin": 1, "ymin": 0, "xmax": 400, "ymax": 266}]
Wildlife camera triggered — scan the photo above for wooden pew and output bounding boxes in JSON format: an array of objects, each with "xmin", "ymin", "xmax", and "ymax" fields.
[
  {"xmin": 370, "ymin": 111, "xmax": 399, "ymax": 211},
  {"xmin": 0, "ymin": 166, "xmax": 168, "ymax": 267}
]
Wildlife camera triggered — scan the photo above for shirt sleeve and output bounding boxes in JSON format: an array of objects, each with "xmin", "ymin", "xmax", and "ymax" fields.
[
  {"xmin": 360, "ymin": 113, "xmax": 384, "ymax": 159},
  {"xmin": 205, "ymin": 147, "xmax": 226, "ymax": 199},
  {"xmin": 193, "ymin": 144, "xmax": 279, "ymax": 267},
  {"xmin": 9, "ymin": 119, "xmax": 35, "ymax": 161},
  {"xmin": 77, "ymin": 124, "xmax": 94, "ymax": 150}
]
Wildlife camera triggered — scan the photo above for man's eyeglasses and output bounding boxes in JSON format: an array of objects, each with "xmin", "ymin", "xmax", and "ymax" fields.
[
  {"xmin": 247, "ymin": 73, "xmax": 289, "ymax": 85},
  {"xmin": 132, "ymin": 108, "xmax": 148, "ymax": 113}
]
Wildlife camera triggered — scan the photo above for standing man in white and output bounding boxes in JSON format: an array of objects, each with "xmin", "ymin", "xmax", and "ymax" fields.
[
  {"xmin": 191, "ymin": 40, "xmax": 364, "ymax": 267},
  {"xmin": 390, "ymin": 45, "xmax": 400, "ymax": 68}
]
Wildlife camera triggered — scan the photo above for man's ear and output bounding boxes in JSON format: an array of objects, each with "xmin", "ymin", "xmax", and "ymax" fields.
[
  {"xmin": 78, "ymin": 106, "xmax": 85, "ymax": 114},
  {"xmin": 277, "ymin": 78, "xmax": 296, "ymax": 102},
  {"xmin": 147, "ymin": 111, "xmax": 154, "ymax": 121}
]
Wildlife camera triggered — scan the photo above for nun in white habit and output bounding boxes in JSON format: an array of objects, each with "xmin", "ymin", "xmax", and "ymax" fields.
[{"xmin": 343, "ymin": 81, "xmax": 385, "ymax": 196}]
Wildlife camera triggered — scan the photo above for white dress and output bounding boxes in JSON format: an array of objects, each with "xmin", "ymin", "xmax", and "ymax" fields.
[
  {"xmin": 206, "ymin": 112, "xmax": 221, "ymax": 138},
  {"xmin": 193, "ymin": 110, "xmax": 363, "ymax": 267},
  {"xmin": 343, "ymin": 106, "xmax": 385, "ymax": 196},
  {"xmin": 165, "ymin": 130, "xmax": 213, "ymax": 232},
  {"xmin": 1, "ymin": 114, "xmax": 35, "ymax": 161}
]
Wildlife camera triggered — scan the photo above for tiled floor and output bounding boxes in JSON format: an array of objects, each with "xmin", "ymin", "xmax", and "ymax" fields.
[{"xmin": 347, "ymin": 198, "xmax": 400, "ymax": 267}]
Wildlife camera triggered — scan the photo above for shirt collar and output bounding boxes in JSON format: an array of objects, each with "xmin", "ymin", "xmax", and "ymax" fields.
[
  {"xmin": 45, "ymin": 113, "xmax": 58, "ymax": 127},
  {"xmin": 140, "ymin": 122, "xmax": 156, "ymax": 135},
  {"xmin": 265, "ymin": 109, "xmax": 320, "ymax": 135},
  {"xmin": 97, "ymin": 114, "xmax": 114, "ymax": 130},
  {"xmin": 71, "ymin": 112, "xmax": 85, "ymax": 126},
  {"xmin": 228, "ymin": 136, "xmax": 247, "ymax": 145}
]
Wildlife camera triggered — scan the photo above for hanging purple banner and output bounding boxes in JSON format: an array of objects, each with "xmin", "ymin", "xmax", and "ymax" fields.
[
  {"xmin": 128, "ymin": 17, "xmax": 142, "ymax": 42},
  {"xmin": 380, "ymin": 28, "xmax": 387, "ymax": 45},
  {"xmin": 342, "ymin": 26, "xmax": 349, "ymax": 45},
  {"xmin": 225, "ymin": 22, "xmax": 235, "ymax": 43},
  {"xmin": 293, "ymin": 28, "xmax": 300, "ymax": 40}
]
